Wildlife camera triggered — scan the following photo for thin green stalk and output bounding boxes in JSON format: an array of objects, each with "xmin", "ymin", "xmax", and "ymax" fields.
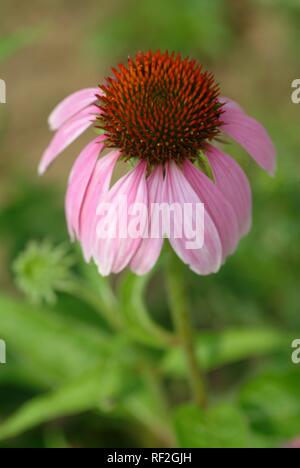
[
  {"xmin": 165, "ymin": 251, "xmax": 207, "ymax": 408},
  {"xmin": 67, "ymin": 268, "xmax": 177, "ymax": 443},
  {"xmin": 65, "ymin": 279, "xmax": 123, "ymax": 331},
  {"xmin": 142, "ymin": 365, "xmax": 176, "ymax": 446}
]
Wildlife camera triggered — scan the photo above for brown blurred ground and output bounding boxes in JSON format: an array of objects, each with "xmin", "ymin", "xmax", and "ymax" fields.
[{"xmin": 0, "ymin": 0, "xmax": 121, "ymax": 186}]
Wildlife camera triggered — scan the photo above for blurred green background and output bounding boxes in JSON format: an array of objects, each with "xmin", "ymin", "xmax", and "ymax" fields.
[{"xmin": 0, "ymin": 0, "xmax": 300, "ymax": 448}]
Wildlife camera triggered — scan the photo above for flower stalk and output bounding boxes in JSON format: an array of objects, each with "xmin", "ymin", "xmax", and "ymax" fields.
[{"xmin": 165, "ymin": 250, "xmax": 207, "ymax": 408}]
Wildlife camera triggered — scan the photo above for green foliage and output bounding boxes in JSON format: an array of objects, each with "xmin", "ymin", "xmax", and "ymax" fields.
[
  {"xmin": 1, "ymin": 0, "xmax": 300, "ymax": 449},
  {"xmin": 173, "ymin": 366, "xmax": 300, "ymax": 448},
  {"xmin": 118, "ymin": 271, "xmax": 175, "ymax": 348},
  {"xmin": 90, "ymin": 0, "xmax": 232, "ymax": 61},
  {"xmin": 0, "ymin": 289, "xmax": 297, "ymax": 446},
  {"xmin": 0, "ymin": 294, "xmax": 130, "ymax": 387},
  {"xmin": 240, "ymin": 368, "xmax": 300, "ymax": 443},
  {"xmin": 0, "ymin": 368, "xmax": 123, "ymax": 441},
  {"xmin": 161, "ymin": 328, "xmax": 288, "ymax": 375},
  {"xmin": 0, "ymin": 178, "xmax": 66, "ymax": 252},
  {"xmin": 174, "ymin": 403, "xmax": 258, "ymax": 448}
]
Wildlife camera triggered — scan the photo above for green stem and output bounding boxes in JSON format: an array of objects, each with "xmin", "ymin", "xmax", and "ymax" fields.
[
  {"xmin": 142, "ymin": 365, "xmax": 176, "ymax": 446},
  {"xmin": 165, "ymin": 252, "xmax": 207, "ymax": 408},
  {"xmin": 66, "ymin": 261, "xmax": 176, "ymax": 445},
  {"xmin": 65, "ymin": 279, "xmax": 123, "ymax": 331}
]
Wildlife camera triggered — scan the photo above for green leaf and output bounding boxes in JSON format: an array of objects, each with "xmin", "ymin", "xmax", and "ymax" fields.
[
  {"xmin": 161, "ymin": 328, "xmax": 287, "ymax": 376},
  {"xmin": 119, "ymin": 272, "xmax": 175, "ymax": 349},
  {"xmin": 77, "ymin": 258, "xmax": 123, "ymax": 330},
  {"xmin": 43, "ymin": 427, "xmax": 70, "ymax": 449},
  {"xmin": 0, "ymin": 294, "xmax": 130, "ymax": 387},
  {"xmin": 124, "ymin": 388, "xmax": 175, "ymax": 446},
  {"xmin": 239, "ymin": 367, "xmax": 300, "ymax": 442},
  {"xmin": 173, "ymin": 403, "xmax": 257, "ymax": 448},
  {"xmin": 0, "ymin": 366, "xmax": 126, "ymax": 441}
]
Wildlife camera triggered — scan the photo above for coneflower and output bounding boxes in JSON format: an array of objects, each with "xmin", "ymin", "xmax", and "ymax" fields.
[{"xmin": 39, "ymin": 51, "xmax": 276, "ymax": 276}]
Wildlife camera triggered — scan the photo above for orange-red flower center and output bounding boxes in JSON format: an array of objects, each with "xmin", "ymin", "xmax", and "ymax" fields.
[{"xmin": 97, "ymin": 51, "xmax": 223, "ymax": 165}]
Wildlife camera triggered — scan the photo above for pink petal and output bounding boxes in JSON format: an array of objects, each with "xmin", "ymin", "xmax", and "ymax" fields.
[
  {"xmin": 165, "ymin": 163, "xmax": 222, "ymax": 275},
  {"xmin": 65, "ymin": 136, "xmax": 106, "ymax": 240},
  {"xmin": 130, "ymin": 167, "xmax": 164, "ymax": 275},
  {"xmin": 80, "ymin": 149, "xmax": 121, "ymax": 261},
  {"xmin": 93, "ymin": 163, "xmax": 148, "ymax": 276},
  {"xmin": 39, "ymin": 105, "xmax": 97, "ymax": 175},
  {"xmin": 48, "ymin": 88, "xmax": 100, "ymax": 131},
  {"xmin": 205, "ymin": 144, "xmax": 252, "ymax": 237},
  {"xmin": 220, "ymin": 97, "xmax": 276, "ymax": 175},
  {"xmin": 183, "ymin": 160, "xmax": 240, "ymax": 260}
]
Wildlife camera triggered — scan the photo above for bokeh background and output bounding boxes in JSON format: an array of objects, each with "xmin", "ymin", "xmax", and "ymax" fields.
[{"xmin": 0, "ymin": 0, "xmax": 300, "ymax": 448}]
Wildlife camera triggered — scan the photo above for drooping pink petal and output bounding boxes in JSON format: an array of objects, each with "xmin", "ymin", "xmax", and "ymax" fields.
[
  {"xmin": 219, "ymin": 97, "xmax": 243, "ymax": 113},
  {"xmin": 220, "ymin": 96, "xmax": 276, "ymax": 175},
  {"xmin": 205, "ymin": 144, "xmax": 252, "ymax": 237},
  {"xmin": 65, "ymin": 136, "xmax": 106, "ymax": 240},
  {"xmin": 48, "ymin": 88, "xmax": 100, "ymax": 131},
  {"xmin": 80, "ymin": 149, "xmax": 121, "ymax": 261},
  {"xmin": 93, "ymin": 162, "xmax": 148, "ymax": 276},
  {"xmin": 39, "ymin": 105, "xmax": 97, "ymax": 175},
  {"xmin": 183, "ymin": 160, "xmax": 239, "ymax": 260},
  {"xmin": 165, "ymin": 163, "xmax": 222, "ymax": 275},
  {"xmin": 130, "ymin": 166, "xmax": 164, "ymax": 275}
]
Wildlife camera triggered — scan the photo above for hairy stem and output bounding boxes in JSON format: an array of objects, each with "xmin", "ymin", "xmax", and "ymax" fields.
[{"xmin": 165, "ymin": 251, "xmax": 207, "ymax": 408}]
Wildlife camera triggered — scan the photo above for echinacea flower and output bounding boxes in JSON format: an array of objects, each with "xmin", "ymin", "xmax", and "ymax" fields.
[{"xmin": 39, "ymin": 51, "xmax": 276, "ymax": 276}]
